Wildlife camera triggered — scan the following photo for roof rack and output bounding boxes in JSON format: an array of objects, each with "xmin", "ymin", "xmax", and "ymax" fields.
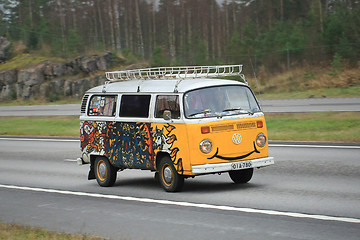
[{"xmin": 105, "ymin": 65, "xmax": 247, "ymax": 84}]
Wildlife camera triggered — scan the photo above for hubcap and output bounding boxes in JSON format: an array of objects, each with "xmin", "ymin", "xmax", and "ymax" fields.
[
  {"xmin": 163, "ymin": 166, "xmax": 173, "ymax": 184},
  {"xmin": 98, "ymin": 161, "xmax": 107, "ymax": 179}
]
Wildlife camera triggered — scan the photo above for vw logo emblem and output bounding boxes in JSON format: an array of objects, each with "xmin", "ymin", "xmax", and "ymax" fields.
[{"xmin": 232, "ymin": 133, "xmax": 242, "ymax": 145}]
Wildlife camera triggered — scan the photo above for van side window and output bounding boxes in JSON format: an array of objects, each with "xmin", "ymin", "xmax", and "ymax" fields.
[
  {"xmin": 120, "ymin": 95, "xmax": 151, "ymax": 118},
  {"xmin": 88, "ymin": 95, "xmax": 117, "ymax": 116},
  {"xmin": 155, "ymin": 95, "xmax": 180, "ymax": 119}
]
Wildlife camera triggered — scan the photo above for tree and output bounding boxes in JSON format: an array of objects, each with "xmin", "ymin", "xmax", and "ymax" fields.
[
  {"xmin": 67, "ymin": 28, "xmax": 83, "ymax": 56},
  {"xmin": 151, "ymin": 45, "xmax": 168, "ymax": 66},
  {"xmin": 1, "ymin": 0, "xmax": 358, "ymax": 68},
  {"xmin": 134, "ymin": 0, "xmax": 144, "ymax": 58}
]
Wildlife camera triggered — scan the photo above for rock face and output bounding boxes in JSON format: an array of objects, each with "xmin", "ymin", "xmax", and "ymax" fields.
[
  {"xmin": 0, "ymin": 69, "xmax": 17, "ymax": 99},
  {"xmin": 0, "ymin": 52, "xmax": 116, "ymax": 100},
  {"xmin": 17, "ymin": 64, "xmax": 46, "ymax": 99}
]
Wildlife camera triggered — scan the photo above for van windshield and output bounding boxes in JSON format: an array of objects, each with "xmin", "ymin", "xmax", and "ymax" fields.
[{"xmin": 184, "ymin": 85, "xmax": 261, "ymax": 119}]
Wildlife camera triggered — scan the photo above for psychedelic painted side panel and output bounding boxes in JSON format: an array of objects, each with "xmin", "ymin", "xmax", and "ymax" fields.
[
  {"xmin": 106, "ymin": 122, "xmax": 155, "ymax": 169},
  {"xmin": 80, "ymin": 121, "xmax": 155, "ymax": 169},
  {"xmin": 80, "ymin": 121, "xmax": 189, "ymax": 174},
  {"xmin": 152, "ymin": 123, "xmax": 189, "ymax": 175}
]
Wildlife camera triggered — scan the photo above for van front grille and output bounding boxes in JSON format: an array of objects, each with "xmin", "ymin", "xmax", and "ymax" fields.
[
  {"xmin": 237, "ymin": 121, "xmax": 256, "ymax": 130},
  {"xmin": 211, "ymin": 124, "xmax": 234, "ymax": 132}
]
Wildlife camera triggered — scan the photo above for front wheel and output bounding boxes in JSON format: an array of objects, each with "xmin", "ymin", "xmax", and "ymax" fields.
[
  {"xmin": 158, "ymin": 156, "xmax": 184, "ymax": 192},
  {"xmin": 229, "ymin": 168, "xmax": 253, "ymax": 184},
  {"xmin": 94, "ymin": 157, "xmax": 117, "ymax": 187}
]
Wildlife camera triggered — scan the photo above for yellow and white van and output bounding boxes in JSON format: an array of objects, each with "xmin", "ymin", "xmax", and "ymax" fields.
[{"xmin": 78, "ymin": 65, "xmax": 274, "ymax": 192}]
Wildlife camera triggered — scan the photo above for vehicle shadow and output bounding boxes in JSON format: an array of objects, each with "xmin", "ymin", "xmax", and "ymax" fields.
[
  {"xmin": 112, "ymin": 176, "xmax": 159, "ymax": 190},
  {"xmin": 111, "ymin": 175, "xmax": 264, "ymax": 193},
  {"xmin": 183, "ymin": 180, "xmax": 263, "ymax": 193}
]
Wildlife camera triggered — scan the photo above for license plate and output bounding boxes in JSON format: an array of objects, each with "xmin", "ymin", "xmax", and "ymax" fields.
[{"xmin": 231, "ymin": 161, "xmax": 252, "ymax": 170}]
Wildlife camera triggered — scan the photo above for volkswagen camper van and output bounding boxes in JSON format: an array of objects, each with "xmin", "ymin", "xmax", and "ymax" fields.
[{"xmin": 77, "ymin": 65, "xmax": 274, "ymax": 192}]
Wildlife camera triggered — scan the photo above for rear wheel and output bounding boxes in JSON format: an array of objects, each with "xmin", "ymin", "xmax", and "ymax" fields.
[
  {"xmin": 158, "ymin": 156, "xmax": 184, "ymax": 192},
  {"xmin": 229, "ymin": 168, "xmax": 253, "ymax": 184},
  {"xmin": 94, "ymin": 157, "xmax": 117, "ymax": 187}
]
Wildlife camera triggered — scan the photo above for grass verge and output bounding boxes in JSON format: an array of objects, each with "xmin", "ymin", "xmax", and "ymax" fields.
[
  {"xmin": 0, "ymin": 112, "xmax": 359, "ymax": 142},
  {"xmin": 266, "ymin": 112, "xmax": 360, "ymax": 143},
  {"xmin": 0, "ymin": 222, "xmax": 104, "ymax": 240},
  {"xmin": 248, "ymin": 66, "xmax": 360, "ymax": 99},
  {"xmin": 0, "ymin": 116, "xmax": 79, "ymax": 137}
]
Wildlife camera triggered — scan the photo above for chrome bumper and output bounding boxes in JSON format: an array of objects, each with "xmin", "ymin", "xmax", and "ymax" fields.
[{"xmin": 192, "ymin": 157, "xmax": 274, "ymax": 174}]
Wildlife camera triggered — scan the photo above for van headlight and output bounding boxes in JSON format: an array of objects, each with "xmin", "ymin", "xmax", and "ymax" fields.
[
  {"xmin": 200, "ymin": 140, "xmax": 212, "ymax": 153},
  {"xmin": 256, "ymin": 134, "xmax": 267, "ymax": 147}
]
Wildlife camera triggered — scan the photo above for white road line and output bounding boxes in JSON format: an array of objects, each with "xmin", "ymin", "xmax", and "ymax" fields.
[
  {"xmin": 1, "ymin": 137, "xmax": 359, "ymax": 149},
  {"xmin": 269, "ymin": 144, "xmax": 360, "ymax": 149},
  {"xmin": 0, "ymin": 137, "xmax": 78, "ymax": 142},
  {"xmin": 64, "ymin": 159, "xmax": 78, "ymax": 162},
  {"xmin": 1, "ymin": 184, "xmax": 359, "ymax": 224}
]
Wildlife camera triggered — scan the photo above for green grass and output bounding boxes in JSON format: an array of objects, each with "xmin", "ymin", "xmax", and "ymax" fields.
[
  {"xmin": 0, "ymin": 222, "xmax": 105, "ymax": 240},
  {"xmin": 266, "ymin": 112, "xmax": 360, "ymax": 143},
  {"xmin": 1, "ymin": 113, "xmax": 360, "ymax": 142},
  {"xmin": 247, "ymin": 65, "xmax": 360, "ymax": 99},
  {"xmin": 0, "ymin": 53, "xmax": 65, "ymax": 71},
  {"xmin": 0, "ymin": 116, "xmax": 79, "ymax": 137}
]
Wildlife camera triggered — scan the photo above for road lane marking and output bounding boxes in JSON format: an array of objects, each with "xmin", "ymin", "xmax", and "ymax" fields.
[
  {"xmin": 1, "ymin": 184, "xmax": 359, "ymax": 224},
  {"xmin": 0, "ymin": 137, "xmax": 78, "ymax": 142},
  {"xmin": 269, "ymin": 144, "xmax": 360, "ymax": 149},
  {"xmin": 1, "ymin": 137, "xmax": 359, "ymax": 149},
  {"xmin": 64, "ymin": 159, "xmax": 78, "ymax": 162}
]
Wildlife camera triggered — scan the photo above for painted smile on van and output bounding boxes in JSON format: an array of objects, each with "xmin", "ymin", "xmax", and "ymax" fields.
[{"xmin": 207, "ymin": 142, "xmax": 260, "ymax": 161}]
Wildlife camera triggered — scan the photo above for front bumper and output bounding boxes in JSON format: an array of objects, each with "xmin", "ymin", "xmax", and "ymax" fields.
[
  {"xmin": 192, "ymin": 157, "xmax": 274, "ymax": 174},
  {"xmin": 77, "ymin": 157, "xmax": 88, "ymax": 165}
]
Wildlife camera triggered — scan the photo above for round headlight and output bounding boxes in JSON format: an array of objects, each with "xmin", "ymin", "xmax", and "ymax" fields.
[
  {"xmin": 200, "ymin": 140, "xmax": 212, "ymax": 153},
  {"xmin": 256, "ymin": 133, "xmax": 267, "ymax": 147}
]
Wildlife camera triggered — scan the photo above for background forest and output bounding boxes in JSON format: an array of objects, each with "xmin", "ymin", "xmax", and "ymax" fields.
[{"xmin": 1, "ymin": 0, "xmax": 360, "ymax": 76}]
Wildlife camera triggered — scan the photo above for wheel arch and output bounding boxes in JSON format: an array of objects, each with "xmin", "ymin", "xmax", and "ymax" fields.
[{"xmin": 155, "ymin": 151, "xmax": 171, "ymax": 171}]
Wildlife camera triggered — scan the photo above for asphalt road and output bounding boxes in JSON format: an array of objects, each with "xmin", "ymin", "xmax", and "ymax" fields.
[
  {"xmin": 259, "ymin": 97, "xmax": 360, "ymax": 112},
  {"xmin": 0, "ymin": 104, "xmax": 80, "ymax": 116},
  {"xmin": 0, "ymin": 97, "xmax": 359, "ymax": 116},
  {"xmin": 0, "ymin": 137, "xmax": 359, "ymax": 240}
]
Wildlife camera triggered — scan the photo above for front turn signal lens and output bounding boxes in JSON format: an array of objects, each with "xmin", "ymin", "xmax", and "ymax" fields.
[
  {"xmin": 257, "ymin": 121, "xmax": 263, "ymax": 128},
  {"xmin": 201, "ymin": 126, "xmax": 210, "ymax": 134}
]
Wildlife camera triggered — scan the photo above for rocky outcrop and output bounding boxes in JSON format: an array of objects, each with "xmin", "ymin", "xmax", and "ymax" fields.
[
  {"xmin": 0, "ymin": 69, "xmax": 17, "ymax": 99},
  {"xmin": 17, "ymin": 64, "xmax": 46, "ymax": 99},
  {"xmin": 0, "ymin": 52, "xmax": 117, "ymax": 100}
]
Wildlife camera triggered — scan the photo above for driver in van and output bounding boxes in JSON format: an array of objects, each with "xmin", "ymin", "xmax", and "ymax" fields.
[{"xmin": 204, "ymin": 87, "xmax": 229, "ymax": 113}]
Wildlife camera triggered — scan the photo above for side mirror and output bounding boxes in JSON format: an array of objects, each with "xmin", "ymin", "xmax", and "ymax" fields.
[{"xmin": 163, "ymin": 110, "xmax": 172, "ymax": 121}]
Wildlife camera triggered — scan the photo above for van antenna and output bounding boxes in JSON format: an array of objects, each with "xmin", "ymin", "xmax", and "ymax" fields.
[{"xmin": 249, "ymin": 54, "xmax": 261, "ymax": 96}]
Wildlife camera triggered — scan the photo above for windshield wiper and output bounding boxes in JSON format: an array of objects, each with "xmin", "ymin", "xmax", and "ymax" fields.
[
  {"xmin": 188, "ymin": 109, "xmax": 212, "ymax": 117},
  {"xmin": 223, "ymin": 107, "xmax": 254, "ymax": 115}
]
